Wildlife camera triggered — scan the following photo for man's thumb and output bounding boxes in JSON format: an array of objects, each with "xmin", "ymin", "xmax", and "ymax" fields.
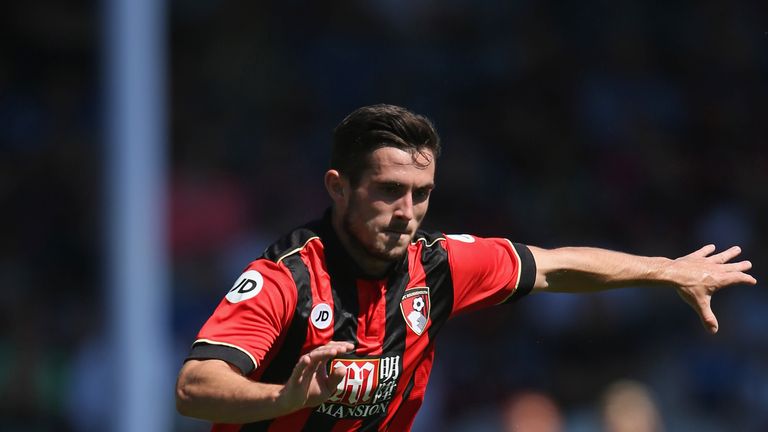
[
  {"xmin": 700, "ymin": 305, "xmax": 719, "ymax": 334},
  {"xmin": 327, "ymin": 364, "xmax": 347, "ymax": 390}
]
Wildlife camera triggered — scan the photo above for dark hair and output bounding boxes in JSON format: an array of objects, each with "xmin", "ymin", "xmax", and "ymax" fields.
[{"xmin": 331, "ymin": 104, "xmax": 441, "ymax": 186}]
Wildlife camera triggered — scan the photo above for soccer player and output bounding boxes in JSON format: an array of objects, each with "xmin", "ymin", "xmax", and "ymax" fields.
[{"xmin": 175, "ymin": 104, "xmax": 756, "ymax": 431}]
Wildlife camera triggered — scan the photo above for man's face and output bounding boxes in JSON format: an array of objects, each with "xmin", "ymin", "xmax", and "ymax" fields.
[{"xmin": 339, "ymin": 146, "xmax": 436, "ymax": 265}]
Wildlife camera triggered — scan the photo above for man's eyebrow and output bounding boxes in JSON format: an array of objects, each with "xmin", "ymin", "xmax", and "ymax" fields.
[
  {"xmin": 374, "ymin": 181, "xmax": 435, "ymax": 189},
  {"xmin": 374, "ymin": 180, "xmax": 404, "ymax": 187}
]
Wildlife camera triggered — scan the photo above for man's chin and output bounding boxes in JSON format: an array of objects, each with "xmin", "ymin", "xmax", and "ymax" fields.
[{"xmin": 367, "ymin": 243, "xmax": 409, "ymax": 263}]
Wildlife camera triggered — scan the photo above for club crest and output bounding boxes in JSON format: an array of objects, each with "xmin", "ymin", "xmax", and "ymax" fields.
[{"xmin": 400, "ymin": 287, "xmax": 430, "ymax": 335}]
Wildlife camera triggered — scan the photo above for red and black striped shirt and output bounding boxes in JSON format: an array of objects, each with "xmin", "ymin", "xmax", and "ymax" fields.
[{"xmin": 187, "ymin": 211, "xmax": 536, "ymax": 431}]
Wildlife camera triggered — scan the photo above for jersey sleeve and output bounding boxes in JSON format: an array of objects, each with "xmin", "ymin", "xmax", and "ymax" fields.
[
  {"xmin": 444, "ymin": 234, "xmax": 537, "ymax": 317},
  {"xmin": 186, "ymin": 259, "xmax": 297, "ymax": 376}
]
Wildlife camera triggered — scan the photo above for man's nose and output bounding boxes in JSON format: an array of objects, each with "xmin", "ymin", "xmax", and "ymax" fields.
[{"xmin": 393, "ymin": 193, "xmax": 414, "ymax": 221}]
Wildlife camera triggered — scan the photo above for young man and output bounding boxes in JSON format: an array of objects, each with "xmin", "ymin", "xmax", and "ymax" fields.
[{"xmin": 175, "ymin": 104, "xmax": 756, "ymax": 431}]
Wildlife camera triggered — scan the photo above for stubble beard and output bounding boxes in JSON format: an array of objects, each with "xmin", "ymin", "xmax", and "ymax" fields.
[{"xmin": 341, "ymin": 202, "xmax": 410, "ymax": 265}]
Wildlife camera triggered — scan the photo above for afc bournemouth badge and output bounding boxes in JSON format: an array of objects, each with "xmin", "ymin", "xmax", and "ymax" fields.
[{"xmin": 400, "ymin": 287, "xmax": 430, "ymax": 335}]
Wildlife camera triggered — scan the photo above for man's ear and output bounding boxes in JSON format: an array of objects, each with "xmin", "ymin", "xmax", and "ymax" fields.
[{"xmin": 324, "ymin": 170, "xmax": 346, "ymax": 202}]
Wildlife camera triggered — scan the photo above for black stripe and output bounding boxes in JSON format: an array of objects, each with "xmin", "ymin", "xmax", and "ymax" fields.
[
  {"xmin": 262, "ymin": 227, "xmax": 320, "ymax": 263},
  {"xmin": 241, "ymin": 253, "xmax": 313, "ymax": 432},
  {"xmin": 422, "ymin": 238, "xmax": 453, "ymax": 342},
  {"xmin": 400, "ymin": 373, "xmax": 417, "ymax": 406},
  {"xmin": 299, "ymin": 407, "xmax": 337, "ymax": 432},
  {"xmin": 299, "ymin": 260, "xmax": 361, "ymax": 431},
  {"xmin": 330, "ymin": 271, "xmax": 360, "ymax": 344},
  {"xmin": 239, "ymin": 418, "xmax": 268, "ymax": 432},
  {"xmin": 359, "ymin": 261, "xmax": 410, "ymax": 431},
  {"xmin": 382, "ymin": 259, "xmax": 410, "ymax": 354},
  {"xmin": 260, "ymin": 253, "xmax": 314, "ymax": 382},
  {"xmin": 186, "ymin": 343, "xmax": 254, "ymax": 375},
  {"xmin": 499, "ymin": 243, "xmax": 537, "ymax": 304},
  {"xmin": 298, "ymin": 365, "xmax": 351, "ymax": 427},
  {"xmin": 300, "ymin": 265, "xmax": 361, "ymax": 432}
]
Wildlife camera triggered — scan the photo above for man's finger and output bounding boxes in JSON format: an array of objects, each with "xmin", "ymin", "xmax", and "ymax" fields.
[
  {"xmin": 326, "ymin": 363, "xmax": 347, "ymax": 392},
  {"xmin": 685, "ymin": 244, "xmax": 716, "ymax": 258},
  {"xmin": 307, "ymin": 342, "xmax": 355, "ymax": 361},
  {"xmin": 702, "ymin": 313, "xmax": 719, "ymax": 334},
  {"xmin": 291, "ymin": 354, "xmax": 312, "ymax": 385},
  {"xmin": 719, "ymin": 272, "xmax": 758, "ymax": 287},
  {"xmin": 309, "ymin": 357, "xmax": 325, "ymax": 382},
  {"xmin": 324, "ymin": 341, "xmax": 355, "ymax": 352},
  {"xmin": 723, "ymin": 260, "xmax": 752, "ymax": 272},
  {"xmin": 292, "ymin": 341, "xmax": 355, "ymax": 386},
  {"xmin": 310, "ymin": 341, "xmax": 354, "ymax": 355},
  {"xmin": 708, "ymin": 246, "xmax": 742, "ymax": 264},
  {"xmin": 309, "ymin": 346, "xmax": 337, "ymax": 358},
  {"xmin": 307, "ymin": 347, "xmax": 342, "ymax": 363},
  {"xmin": 694, "ymin": 296, "xmax": 719, "ymax": 334}
]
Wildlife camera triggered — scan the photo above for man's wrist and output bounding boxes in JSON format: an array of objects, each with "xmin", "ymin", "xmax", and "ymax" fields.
[
  {"xmin": 646, "ymin": 256, "xmax": 676, "ymax": 285},
  {"xmin": 274, "ymin": 383, "xmax": 303, "ymax": 417}
]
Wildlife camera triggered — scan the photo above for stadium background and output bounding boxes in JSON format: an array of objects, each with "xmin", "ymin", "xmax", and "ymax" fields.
[{"xmin": 1, "ymin": 0, "xmax": 766, "ymax": 430}]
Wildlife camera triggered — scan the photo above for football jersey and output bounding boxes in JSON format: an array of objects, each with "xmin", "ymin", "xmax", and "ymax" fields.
[{"xmin": 187, "ymin": 210, "xmax": 536, "ymax": 431}]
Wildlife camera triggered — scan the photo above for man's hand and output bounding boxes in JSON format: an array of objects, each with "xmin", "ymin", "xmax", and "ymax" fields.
[
  {"xmin": 175, "ymin": 341, "xmax": 355, "ymax": 423},
  {"xmin": 530, "ymin": 244, "xmax": 757, "ymax": 334},
  {"xmin": 277, "ymin": 341, "xmax": 355, "ymax": 412},
  {"xmin": 667, "ymin": 245, "xmax": 757, "ymax": 334}
]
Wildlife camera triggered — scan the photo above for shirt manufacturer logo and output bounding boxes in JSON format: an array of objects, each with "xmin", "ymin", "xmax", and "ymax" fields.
[
  {"xmin": 400, "ymin": 286, "xmax": 430, "ymax": 335},
  {"xmin": 225, "ymin": 270, "xmax": 263, "ymax": 303},
  {"xmin": 317, "ymin": 355, "xmax": 401, "ymax": 418},
  {"xmin": 310, "ymin": 303, "xmax": 333, "ymax": 329}
]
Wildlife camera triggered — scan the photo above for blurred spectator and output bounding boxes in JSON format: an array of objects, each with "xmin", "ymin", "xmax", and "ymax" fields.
[
  {"xmin": 601, "ymin": 380, "xmax": 664, "ymax": 432},
  {"xmin": 502, "ymin": 390, "xmax": 564, "ymax": 432}
]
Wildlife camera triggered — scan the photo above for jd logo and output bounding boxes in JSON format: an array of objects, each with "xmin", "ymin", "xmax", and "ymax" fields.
[
  {"xmin": 232, "ymin": 279, "xmax": 258, "ymax": 294},
  {"xmin": 225, "ymin": 270, "xmax": 264, "ymax": 303},
  {"xmin": 311, "ymin": 303, "xmax": 333, "ymax": 329}
]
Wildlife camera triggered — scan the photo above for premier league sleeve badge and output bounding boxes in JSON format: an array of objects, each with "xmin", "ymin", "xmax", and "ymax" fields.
[{"xmin": 400, "ymin": 287, "xmax": 431, "ymax": 335}]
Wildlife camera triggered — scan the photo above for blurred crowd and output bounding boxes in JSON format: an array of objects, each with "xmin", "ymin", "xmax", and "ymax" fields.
[{"xmin": 2, "ymin": 0, "xmax": 766, "ymax": 431}]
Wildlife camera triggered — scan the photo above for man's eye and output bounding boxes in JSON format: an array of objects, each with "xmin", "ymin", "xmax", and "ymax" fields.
[
  {"xmin": 383, "ymin": 184, "xmax": 402, "ymax": 195},
  {"xmin": 414, "ymin": 189, "xmax": 431, "ymax": 201}
]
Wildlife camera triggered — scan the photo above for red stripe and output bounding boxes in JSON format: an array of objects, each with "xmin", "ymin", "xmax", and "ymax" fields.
[
  {"xmin": 266, "ymin": 407, "xmax": 313, "ymax": 431},
  {"xmin": 382, "ymin": 336, "xmax": 433, "ymax": 429},
  {"xmin": 387, "ymin": 350, "xmax": 434, "ymax": 431},
  {"xmin": 211, "ymin": 424, "xmax": 240, "ymax": 432},
  {"xmin": 355, "ymin": 279, "xmax": 386, "ymax": 356},
  {"xmin": 249, "ymin": 297, "xmax": 292, "ymax": 382}
]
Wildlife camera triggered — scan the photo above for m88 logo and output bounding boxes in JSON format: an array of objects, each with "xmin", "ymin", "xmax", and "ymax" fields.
[{"xmin": 317, "ymin": 356, "xmax": 401, "ymax": 419}]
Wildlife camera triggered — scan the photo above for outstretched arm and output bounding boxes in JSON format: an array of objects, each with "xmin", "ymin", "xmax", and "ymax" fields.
[
  {"xmin": 176, "ymin": 341, "xmax": 354, "ymax": 423},
  {"xmin": 528, "ymin": 244, "xmax": 757, "ymax": 334}
]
